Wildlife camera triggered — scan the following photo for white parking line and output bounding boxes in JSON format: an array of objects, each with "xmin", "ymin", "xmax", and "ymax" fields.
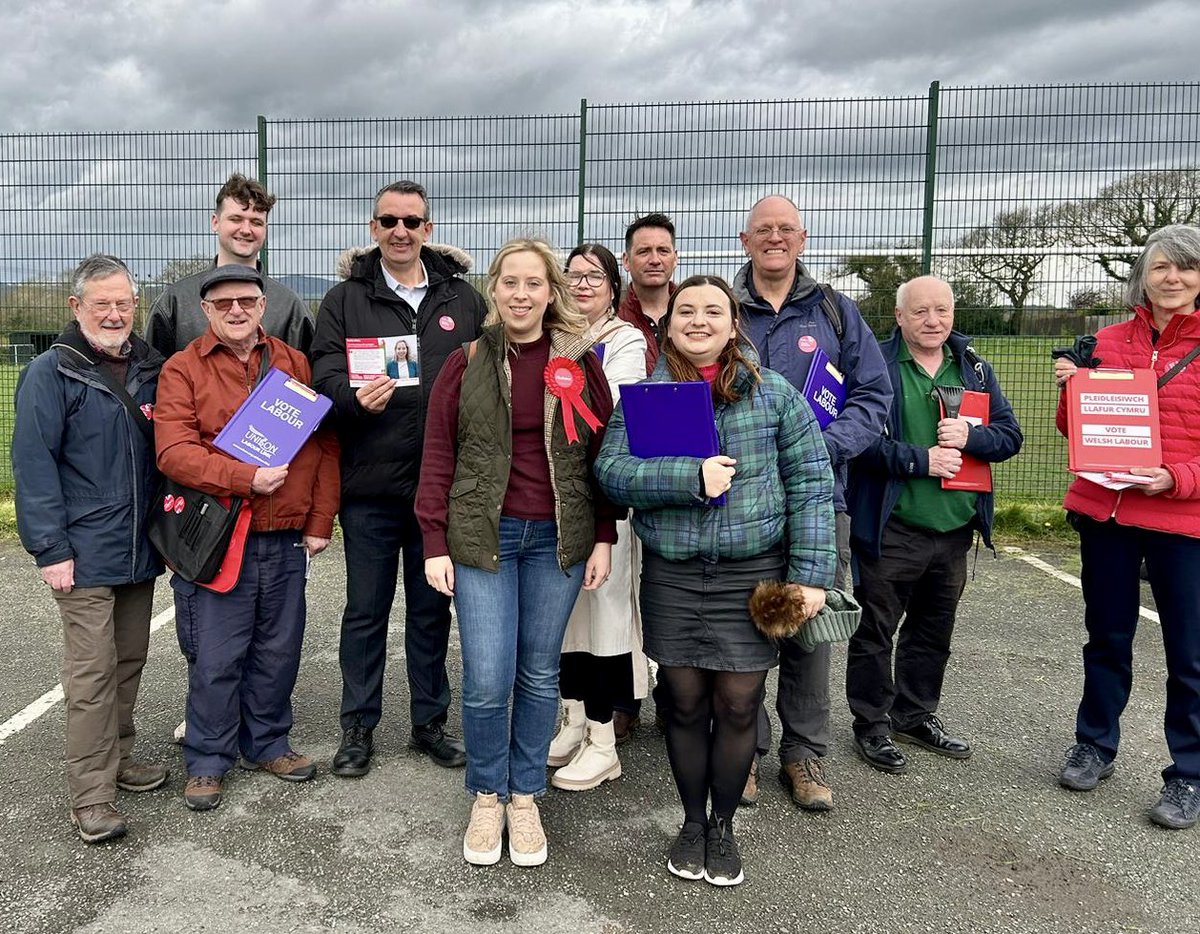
[
  {"xmin": 1003, "ymin": 545, "xmax": 1161, "ymax": 624},
  {"xmin": 0, "ymin": 605, "xmax": 175, "ymax": 747}
]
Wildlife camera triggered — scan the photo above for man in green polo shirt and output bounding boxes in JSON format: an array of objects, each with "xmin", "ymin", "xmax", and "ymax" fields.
[{"xmin": 844, "ymin": 275, "xmax": 1023, "ymax": 774}]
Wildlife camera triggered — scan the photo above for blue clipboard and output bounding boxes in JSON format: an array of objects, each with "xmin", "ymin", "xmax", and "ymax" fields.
[{"xmin": 620, "ymin": 381, "xmax": 725, "ymax": 505}]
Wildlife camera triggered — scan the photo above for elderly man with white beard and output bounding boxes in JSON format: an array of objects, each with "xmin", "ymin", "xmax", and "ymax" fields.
[{"xmin": 14, "ymin": 253, "xmax": 169, "ymax": 844}]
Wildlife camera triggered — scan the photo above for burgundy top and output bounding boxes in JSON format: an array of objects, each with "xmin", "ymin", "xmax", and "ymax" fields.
[{"xmin": 417, "ymin": 331, "xmax": 620, "ymax": 559}]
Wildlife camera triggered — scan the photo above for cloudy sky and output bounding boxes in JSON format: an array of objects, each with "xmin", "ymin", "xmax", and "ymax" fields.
[{"xmin": 3, "ymin": 0, "xmax": 1198, "ymax": 132}]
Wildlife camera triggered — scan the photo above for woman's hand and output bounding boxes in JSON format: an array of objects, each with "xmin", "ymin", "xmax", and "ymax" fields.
[
  {"xmin": 701, "ymin": 455, "xmax": 737, "ymax": 498},
  {"xmin": 791, "ymin": 584, "xmax": 826, "ymax": 620},
  {"xmin": 1129, "ymin": 466, "xmax": 1175, "ymax": 495},
  {"xmin": 1054, "ymin": 358, "xmax": 1078, "ymax": 389},
  {"xmin": 425, "ymin": 556, "xmax": 455, "ymax": 596},
  {"xmin": 582, "ymin": 542, "xmax": 612, "ymax": 591}
]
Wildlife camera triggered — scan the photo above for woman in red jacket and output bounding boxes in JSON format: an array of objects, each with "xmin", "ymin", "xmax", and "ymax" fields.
[{"xmin": 1053, "ymin": 223, "xmax": 1200, "ymax": 830}]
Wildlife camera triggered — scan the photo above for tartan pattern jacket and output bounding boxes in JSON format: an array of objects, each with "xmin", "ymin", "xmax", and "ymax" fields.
[{"xmin": 595, "ymin": 351, "xmax": 838, "ymax": 588}]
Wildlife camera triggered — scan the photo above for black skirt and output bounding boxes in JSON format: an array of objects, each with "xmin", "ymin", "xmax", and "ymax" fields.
[{"xmin": 639, "ymin": 549, "xmax": 785, "ymax": 672}]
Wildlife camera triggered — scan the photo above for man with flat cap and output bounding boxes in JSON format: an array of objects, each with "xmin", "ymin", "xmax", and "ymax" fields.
[{"xmin": 153, "ymin": 265, "xmax": 340, "ymax": 812}]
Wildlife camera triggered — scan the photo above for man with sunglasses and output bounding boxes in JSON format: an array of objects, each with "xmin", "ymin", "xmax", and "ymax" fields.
[
  {"xmin": 145, "ymin": 173, "xmax": 315, "ymax": 359},
  {"xmin": 311, "ymin": 180, "xmax": 487, "ymax": 778}
]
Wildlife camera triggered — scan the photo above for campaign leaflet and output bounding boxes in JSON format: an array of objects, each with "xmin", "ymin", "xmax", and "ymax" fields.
[
  {"xmin": 346, "ymin": 335, "xmax": 420, "ymax": 388},
  {"xmin": 800, "ymin": 347, "xmax": 845, "ymax": 430},
  {"xmin": 212, "ymin": 367, "xmax": 333, "ymax": 468}
]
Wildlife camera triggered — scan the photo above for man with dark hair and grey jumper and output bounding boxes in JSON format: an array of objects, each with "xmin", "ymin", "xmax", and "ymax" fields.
[
  {"xmin": 312, "ymin": 180, "xmax": 487, "ymax": 777},
  {"xmin": 14, "ymin": 254, "xmax": 168, "ymax": 843},
  {"xmin": 144, "ymin": 172, "xmax": 315, "ymax": 358}
]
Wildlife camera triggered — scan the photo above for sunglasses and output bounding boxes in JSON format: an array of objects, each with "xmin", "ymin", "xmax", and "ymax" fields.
[
  {"xmin": 203, "ymin": 295, "xmax": 263, "ymax": 313},
  {"xmin": 374, "ymin": 214, "xmax": 428, "ymax": 230}
]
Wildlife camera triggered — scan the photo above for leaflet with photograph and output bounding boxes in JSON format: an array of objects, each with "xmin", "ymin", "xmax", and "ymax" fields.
[
  {"xmin": 212, "ymin": 367, "xmax": 333, "ymax": 468},
  {"xmin": 346, "ymin": 335, "xmax": 420, "ymax": 388}
]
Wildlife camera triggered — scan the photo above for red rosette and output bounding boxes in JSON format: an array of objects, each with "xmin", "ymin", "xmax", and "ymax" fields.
[{"xmin": 544, "ymin": 356, "xmax": 602, "ymax": 444}]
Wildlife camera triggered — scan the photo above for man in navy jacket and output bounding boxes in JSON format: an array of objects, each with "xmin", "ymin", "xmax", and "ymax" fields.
[
  {"xmin": 14, "ymin": 254, "xmax": 168, "ymax": 844},
  {"xmin": 734, "ymin": 194, "xmax": 891, "ymax": 811},
  {"xmin": 845, "ymin": 276, "xmax": 1022, "ymax": 774}
]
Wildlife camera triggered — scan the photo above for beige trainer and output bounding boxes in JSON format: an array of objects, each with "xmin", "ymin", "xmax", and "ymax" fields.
[
  {"xmin": 547, "ymin": 699, "xmax": 586, "ymax": 766},
  {"xmin": 505, "ymin": 793, "xmax": 547, "ymax": 866},
  {"xmin": 463, "ymin": 792, "xmax": 505, "ymax": 865},
  {"xmin": 550, "ymin": 719, "xmax": 622, "ymax": 791}
]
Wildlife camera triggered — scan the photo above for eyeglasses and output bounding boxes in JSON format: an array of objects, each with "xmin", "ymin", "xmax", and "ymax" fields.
[
  {"xmin": 750, "ymin": 224, "xmax": 803, "ymax": 240},
  {"xmin": 202, "ymin": 295, "xmax": 263, "ymax": 313},
  {"xmin": 565, "ymin": 271, "xmax": 608, "ymax": 287},
  {"xmin": 81, "ymin": 299, "xmax": 135, "ymax": 315},
  {"xmin": 375, "ymin": 214, "xmax": 428, "ymax": 230}
]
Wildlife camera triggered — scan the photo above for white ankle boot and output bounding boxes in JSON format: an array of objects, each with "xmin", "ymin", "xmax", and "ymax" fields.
[
  {"xmin": 551, "ymin": 718, "xmax": 622, "ymax": 791},
  {"xmin": 547, "ymin": 699, "xmax": 586, "ymax": 766}
]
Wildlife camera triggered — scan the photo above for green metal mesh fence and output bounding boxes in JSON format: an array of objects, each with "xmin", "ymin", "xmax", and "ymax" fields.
[{"xmin": 1, "ymin": 84, "xmax": 1197, "ymax": 500}]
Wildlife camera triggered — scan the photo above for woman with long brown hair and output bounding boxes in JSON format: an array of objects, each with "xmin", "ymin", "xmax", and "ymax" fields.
[{"xmin": 595, "ymin": 275, "xmax": 836, "ymax": 885}]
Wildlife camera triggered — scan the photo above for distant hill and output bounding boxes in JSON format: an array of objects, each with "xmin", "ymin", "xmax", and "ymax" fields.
[{"xmin": 276, "ymin": 275, "xmax": 338, "ymax": 301}]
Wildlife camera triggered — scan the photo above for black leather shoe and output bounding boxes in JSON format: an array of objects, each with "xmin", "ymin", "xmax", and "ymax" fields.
[
  {"xmin": 331, "ymin": 722, "xmax": 374, "ymax": 778},
  {"xmin": 894, "ymin": 715, "xmax": 973, "ymax": 760},
  {"xmin": 854, "ymin": 734, "xmax": 909, "ymax": 774},
  {"xmin": 410, "ymin": 722, "xmax": 466, "ymax": 769}
]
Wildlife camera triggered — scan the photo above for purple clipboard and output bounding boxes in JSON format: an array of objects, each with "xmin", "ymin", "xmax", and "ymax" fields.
[
  {"xmin": 620, "ymin": 381, "xmax": 725, "ymax": 506},
  {"xmin": 212, "ymin": 367, "xmax": 333, "ymax": 468}
]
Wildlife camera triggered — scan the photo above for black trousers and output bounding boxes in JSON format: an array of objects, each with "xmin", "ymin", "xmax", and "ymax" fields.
[
  {"xmin": 846, "ymin": 519, "xmax": 972, "ymax": 737},
  {"xmin": 338, "ymin": 495, "xmax": 453, "ymax": 732}
]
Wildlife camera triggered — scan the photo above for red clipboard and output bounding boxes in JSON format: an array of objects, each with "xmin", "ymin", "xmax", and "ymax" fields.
[
  {"xmin": 940, "ymin": 390, "xmax": 992, "ymax": 492},
  {"xmin": 197, "ymin": 501, "xmax": 253, "ymax": 594},
  {"xmin": 1065, "ymin": 368, "xmax": 1161, "ymax": 473}
]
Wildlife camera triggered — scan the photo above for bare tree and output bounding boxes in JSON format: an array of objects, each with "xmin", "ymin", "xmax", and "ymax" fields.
[
  {"xmin": 1064, "ymin": 167, "xmax": 1200, "ymax": 281},
  {"xmin": 955, "ymin": 207, "xmax": 1059, "ymax": 320}
]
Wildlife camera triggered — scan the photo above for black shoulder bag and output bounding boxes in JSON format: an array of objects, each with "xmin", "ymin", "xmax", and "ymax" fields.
[{"xmin": 98, "ymin": 349, "xmax": 267, "ymax": 584}]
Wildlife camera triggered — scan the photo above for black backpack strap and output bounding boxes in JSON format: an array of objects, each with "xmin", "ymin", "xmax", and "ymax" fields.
[
  {"xmin": 818, "ymin": 284, "xmax": 844, "ymax": 341},
  {"xmin": 90, "ymin": 362, "xmax": 154, "ymax": 443},
  {"xmin": 1158, "ymin": 343, "xmax": 1200, "ymax": 389}
]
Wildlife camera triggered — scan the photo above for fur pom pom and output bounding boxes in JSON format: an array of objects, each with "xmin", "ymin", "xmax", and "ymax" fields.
[{"xmin": 748, "ymin": 580, "xmax": 809, "ymax": 640}]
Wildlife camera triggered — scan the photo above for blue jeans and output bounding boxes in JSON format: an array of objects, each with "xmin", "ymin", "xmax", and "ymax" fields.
[{"xmin": 454, "ymin": 518, "xmax": 584, "ymax": 798}]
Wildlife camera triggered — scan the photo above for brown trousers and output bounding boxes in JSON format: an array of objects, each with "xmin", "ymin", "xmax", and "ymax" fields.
[{"xmin": 53, "ymin": 581, "xmax": 155, "ymax": 807}]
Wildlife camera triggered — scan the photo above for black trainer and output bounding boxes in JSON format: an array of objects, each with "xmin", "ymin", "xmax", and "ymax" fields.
[
  {"xmin": 667, "ymin": 821, "xmax": 706, "ymax": 880},
  {"xmin": 410, "ymin": 722, "xmax": 467, "ymax": 769},
  {"xmin": 894, "ymin": 715, "xmax": 973, "ymax": 759},
  {"xmin": 331, "ymin": 720, "xmax": 374, "ymax": 778},
  {"xmin": 1059, "ymin": 742, "xmax": 1114, "ymax": 791},
  {"xmin": 703, "ymin": 817, "xmax": 744, "ymax": 887},
  {"xmin": 854, "ymin": 734, "xmax": 909, "ymax": 774},
  {"xmin": 1149, "ymin": 779, "xmax": 1200, "ymax": 830}
]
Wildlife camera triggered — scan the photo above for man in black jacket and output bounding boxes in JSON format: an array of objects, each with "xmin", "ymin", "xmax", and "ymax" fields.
[{"xmin": 311, "ymin": 180, "xmax": 487, "ymax": 776}]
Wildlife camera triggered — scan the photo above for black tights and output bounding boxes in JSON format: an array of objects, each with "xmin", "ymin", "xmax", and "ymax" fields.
[{"xmin": 657, "ymin": 665, "xmax": 768, "ymax": 826}]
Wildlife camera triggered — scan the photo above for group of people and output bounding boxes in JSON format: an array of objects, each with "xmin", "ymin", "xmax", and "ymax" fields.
[{"xmin": 13, "ymin": 172, "xmax": 1200, "ymax": 888}]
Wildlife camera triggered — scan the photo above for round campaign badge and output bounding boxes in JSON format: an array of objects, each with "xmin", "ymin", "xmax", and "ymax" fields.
[
  {"xmin": 173, "ymin": 498, "xmax": 187, "ymax": 515},
  {"xmin": 438, "ymin": 315, "xmax": 455, "ymax": 331},
  {"xmin": 798, "ymin": 335, "xmax": 818, "ymax": 353}
]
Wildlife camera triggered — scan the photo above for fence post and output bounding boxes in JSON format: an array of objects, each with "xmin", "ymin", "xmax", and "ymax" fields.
[
  {"xmin": 920, "ymin": 81, "xmax": 940, "ymax": 275},
  {"xmin": 257, "ymin": 115, "xmax": 269, "ymax": 275},
  {"xmin": 577, "ymin": 98, "xmax": 588, "ymax": 246}
]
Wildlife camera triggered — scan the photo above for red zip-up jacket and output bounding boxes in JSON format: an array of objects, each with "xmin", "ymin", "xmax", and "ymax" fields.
[
  {"xmin": 156, "ymin": 328, "xmax": 340, "ymax": 538},
  {"xmin": 1057, "ymin": 306, "xmax": 1200, "ymax": 537}
]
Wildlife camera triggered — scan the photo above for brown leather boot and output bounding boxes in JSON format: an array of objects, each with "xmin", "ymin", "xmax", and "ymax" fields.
[
  {"xmin": 70, "ymin": 803, "xmax": 127, "ymax": 844},
  {"xmin": 739, "ymin": 755, "xmax": 760, "ymax": 806},
  {"xmin": 780, "ymin": 757, "xmax": 833, "ymax": 811}
]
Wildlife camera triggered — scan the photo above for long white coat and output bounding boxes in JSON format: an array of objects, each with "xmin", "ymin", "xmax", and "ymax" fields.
[{"xmin": 561, "ymin": 315, "xmax": 650, "ymax": 698}]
